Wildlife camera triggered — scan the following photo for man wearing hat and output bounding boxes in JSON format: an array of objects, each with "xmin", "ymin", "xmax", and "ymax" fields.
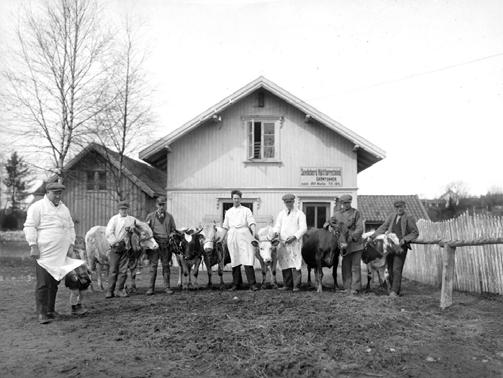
[
  {"xmin": 273, "ymin": 194, "xmax": 307, "ymax": 291},
  {"xmin": 105, "ymin": 199, "xmax": 139, "ymax": 298},
  {"xmin": 372, "ymin": 200, "xmax": 419, "ymax": 297},
  {"xmin": 145, "ymin": 196, "xmax": 177, "ymax": 295},
  {"xmin": 24, "ymin": 182, "xmax": 85, "ymax": 324},
  {"xmin": 330, "ymin": 194, "xmax": 364, "ymax": 295}
]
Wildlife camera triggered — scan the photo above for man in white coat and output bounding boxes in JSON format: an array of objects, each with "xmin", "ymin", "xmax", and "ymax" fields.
[
  {"xmin": 221, "ymin": 190, "xmax": 258, "ymax": 291},
  {"xmin": 24, "ymin": 182, "xmax": 85, "ymax": 324},
  {"xmin": 273, "ymin": 194, "xmax": 307, "ymax": 291}
]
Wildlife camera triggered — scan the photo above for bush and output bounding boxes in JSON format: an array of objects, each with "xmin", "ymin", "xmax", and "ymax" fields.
[{"xmin": 0, "ymin": 210, "xmax": 26, "ymax": 231}]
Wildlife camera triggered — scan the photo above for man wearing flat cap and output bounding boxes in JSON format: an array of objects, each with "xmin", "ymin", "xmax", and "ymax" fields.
[
  {"xmin": 330, "ymin": 194, "xmax": 364, "ymax": 295},
  {"xmin": 105, "ymin": 199, "xmax": 140, "ymax": 298},
  {"xmin": 372, "ymin": 200, "xmax": 419, "ymax": 297},
  {"xmin": 145, "ymin": 196, "xmax": 177, "ymax": 295},
  {"xmin": 24, "ymin": 182, "xmax": 85, "ymax": 324},
  {"xmin": 273, "ymin": 194, "xmax": 307, "ymax": 291}
]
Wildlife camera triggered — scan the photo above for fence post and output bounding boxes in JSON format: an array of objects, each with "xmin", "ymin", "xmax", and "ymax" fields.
[{"xmin": 440, "ymin": 244, "xmax": 456, "ymax": 309}]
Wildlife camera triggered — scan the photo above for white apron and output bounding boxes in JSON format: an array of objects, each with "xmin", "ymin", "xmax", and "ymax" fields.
[
  {"xmin": 277, "ymin": 239, "xmax": 303, "ymax": 270},
  {"xmin": 37, "ymin": 228, "xmax": 84, "ymax": 281},
  {"xmin": 227, "ymin": 227, "xmax": 255, "ymax": 267}
]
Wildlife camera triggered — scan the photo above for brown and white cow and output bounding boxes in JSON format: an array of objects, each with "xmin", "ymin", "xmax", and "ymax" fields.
[
  {"xmin": 362, "ymin": 231, "xmax": 401, "ymax": 292},
  {"xmin": 301, "ymin": 222, "xmax": 348, "ymax": 293},
  {"xmin": 200, "ymin": 223, "xmax": 230, "ymax": 289},
  {"xmin": 84, "ymin": 221, "xmax": 158, "ymax": 292},
  {"xmin": 251, "ymin": 225, "xmax": 279, "ymax": 289},
  {"xmin": 169, "ymin": 228, "xmax": 204, "ymax": 290}
]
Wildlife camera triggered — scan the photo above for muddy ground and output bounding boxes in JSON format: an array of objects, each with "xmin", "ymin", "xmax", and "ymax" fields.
[{"xmin": 0, "ymin": 259, "xmax": 502, "ymax": 378}]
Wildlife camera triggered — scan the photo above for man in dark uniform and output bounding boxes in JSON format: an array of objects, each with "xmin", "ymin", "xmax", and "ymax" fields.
[
  {"xmin": 372, "ymin": 200, "xmax": 419, "ymax": 297},
  {"xmin": 145, "ymin": 196, "xmax": 177, "ymax": 295},
  {"xmin": 330, "ymin": 194, "xmax": 364, "ymax": 295}
]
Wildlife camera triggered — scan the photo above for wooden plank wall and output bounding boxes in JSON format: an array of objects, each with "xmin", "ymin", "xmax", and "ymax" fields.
[{"xmin": 403, "ymin": 212, "xmax": 503, "ymax": 294}]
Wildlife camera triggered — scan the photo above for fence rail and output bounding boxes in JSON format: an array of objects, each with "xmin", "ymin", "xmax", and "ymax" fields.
[{"xmin": 404, "ymin": 212, "xmax": 503, "ymax": 308}]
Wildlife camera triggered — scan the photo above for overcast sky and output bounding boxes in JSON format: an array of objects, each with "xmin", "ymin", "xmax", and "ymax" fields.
[{"xmin": 1, "ymin": 0, "xmax": 502, "ymax": 198}]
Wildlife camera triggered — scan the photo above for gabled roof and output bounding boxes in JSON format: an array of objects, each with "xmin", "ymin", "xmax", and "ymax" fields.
[
  {"xmin": 34, "ymin": 143, "xmax": 166, "ymax": 198},
  {"xmin": 139, "ymin": 76, "xmax": 386, "ymax": 172},
  {"xmin": 358, "ymin": 195, "xmax": 430, "ymax": 223}
]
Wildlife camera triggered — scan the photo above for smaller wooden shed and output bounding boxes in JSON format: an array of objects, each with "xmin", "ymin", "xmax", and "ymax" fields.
[{"xmin": 33, "ymin": 143, "xmax": 167, "ymax": 236}]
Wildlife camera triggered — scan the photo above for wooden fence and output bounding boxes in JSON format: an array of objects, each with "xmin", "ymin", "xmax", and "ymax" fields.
[{"xmin": 403, "ymin": 212, "xmax": 503, "ymax": 308}]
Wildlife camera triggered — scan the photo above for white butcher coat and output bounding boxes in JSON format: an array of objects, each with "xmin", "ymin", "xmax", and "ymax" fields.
[
  {"xmin": 223, "ymin": 206, "xmax": 256, "ymax": 267},
  {"xmin": 24, "ymin": 195, "xmax": 84, "ymax": 281},
  {"xmin": 273, "ymin": 207, "xmax": 307, "ymax": 270}
]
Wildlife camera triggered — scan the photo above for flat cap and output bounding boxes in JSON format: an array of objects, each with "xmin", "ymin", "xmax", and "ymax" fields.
[
  {"xmin": 156, "ymin": 196, "xmax": 167, "ymax": 205},
  {"xmin": 282, "ymin": 193, "xmax": 295, "ymax": 201},
  {"xmin": 118, "ymin": 200, "xmax": 130, "ymax": 209},
  {"xmin": 339, "ymin": 194, "xmax": 352, "ymax": 203},
  {"xmin": 46, "ymin": 182, "xmax": 66, "ymax": 191},
  {"xmin": 394, "ymin": 200, "xmax": 406, "ymax": 207}
]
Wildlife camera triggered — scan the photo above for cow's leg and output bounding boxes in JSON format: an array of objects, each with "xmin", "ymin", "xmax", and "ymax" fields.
[
  {"xmin": 176, "ymin": 256, "xmax": 183, "ymax": 289},
  {"xmin": 192, "ymin": 259, "xmax": 201, "ymax": 290},
  {"xmin": 218, "ymin": 259, "xmax": 225, "ymax": 290},
  {"xmin": 185, "ymin": 264, "xmax": 192, "ymax": 290},
  {"xmin": 127, "ymin": 257, "xmax": 138, "ymax": 293},
  {"xmin": 161, "ymin": 250, "xmax": 173, "ymax": 294},
  {"xmin": 271, "ymin": 254, "xmax": 278, "ymax": 289},
  {"xmin": 96, "ymin": 262, "xmax": 104, "ymax": 291},
  {"xmin": 259, "ymin": 259, "xmax": 267, "ymax": 289},
  {"xmin": 365, "ymin": 264, "xmax": 372, "ymax": 292},
  {"xmin": 204, "ymin": 253, "xmax": 213, "ymax": 289},
  {"xmin": 307, "ymin": 266, "xmax": 312, "ymax": 287},
  {"xmin": 315, "ymin": 252, "xmax": 323, "ymax": 293}
]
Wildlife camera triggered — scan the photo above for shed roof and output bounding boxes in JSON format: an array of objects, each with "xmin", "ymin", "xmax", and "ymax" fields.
[
  {"xmin": 139, "ymin": 76, "xmax": 386, "ymax": 172},
  {"xmin": 34, "ymin": 143, "xmax": 166, "ymax": 198},
  {"xmin": 358, "ymin": 195, "xmax": 430, "ymax": 223}
]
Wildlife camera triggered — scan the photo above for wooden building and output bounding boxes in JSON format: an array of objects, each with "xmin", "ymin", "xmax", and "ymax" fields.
[
  {"xmin": 140, "ymin": 77, "xmax": 385, "ymax": 229},
  {"xmin": 357, "ymin": 195, "xmax": 430, "ymax": 232},
  {"xmin": 34, "ymin": 143, "xmax": 166, "ymax": 236}
]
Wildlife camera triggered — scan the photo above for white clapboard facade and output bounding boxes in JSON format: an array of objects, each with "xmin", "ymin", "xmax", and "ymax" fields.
[{"xmin": 139, "ymin": 77, "xmax": 385, "ymax": 229}]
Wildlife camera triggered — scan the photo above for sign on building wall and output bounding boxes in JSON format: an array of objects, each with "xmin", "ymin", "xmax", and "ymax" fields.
[{"xmin": 300, "ymin": 167, "xmax": 342, "ymax": 186}]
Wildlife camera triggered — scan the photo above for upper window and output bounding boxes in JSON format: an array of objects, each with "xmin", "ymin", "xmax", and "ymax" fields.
[
  {"xmin": 246, "ymin": 118, "xmax": 280, "ymax": 161},
  {"xmin": 86, "ymin": 171, "xmax": 107, "ymax": 191}
]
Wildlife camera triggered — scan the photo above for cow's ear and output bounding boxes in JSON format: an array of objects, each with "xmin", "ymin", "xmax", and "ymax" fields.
[
  {"xmin": 251, "ymin": 240, "xmax": 259, "ymax": 247},
  {"xmin": 271, "ymin": 239, "xmax": 280, "ymax": 247}
]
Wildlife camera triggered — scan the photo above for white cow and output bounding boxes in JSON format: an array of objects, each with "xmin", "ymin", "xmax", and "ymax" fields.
[{"xmin": 251, "ymin": 225, "xmax": 279, "ymax": 289}]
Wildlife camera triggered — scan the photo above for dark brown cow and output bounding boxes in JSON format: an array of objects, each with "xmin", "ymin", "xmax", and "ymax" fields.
[
  {"xmin": 301, "ymin": 222, "xmax": 348, "ymax": 293},
  {"xmin": 170, "ymin": 228, "xmax": 204, "ymax": 289}
]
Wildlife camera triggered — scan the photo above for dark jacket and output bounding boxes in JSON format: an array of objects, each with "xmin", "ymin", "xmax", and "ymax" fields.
[
  {"xmin": 330, "ymin": 207, "xmax": 364, "ymax": 253},
  {"xmin": 374, "ymin": 212, "xmax": 419, "ymax": 250}
]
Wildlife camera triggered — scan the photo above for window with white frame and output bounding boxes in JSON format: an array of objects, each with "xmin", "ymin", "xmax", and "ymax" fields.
[{"xmin": 246, "ymin": 118, "xmax": 281, "ymax": 161}]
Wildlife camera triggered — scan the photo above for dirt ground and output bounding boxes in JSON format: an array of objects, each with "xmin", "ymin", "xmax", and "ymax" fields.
[{"xmin": 1, "ymin": 260, "xmax": 502, "ymax": 378}]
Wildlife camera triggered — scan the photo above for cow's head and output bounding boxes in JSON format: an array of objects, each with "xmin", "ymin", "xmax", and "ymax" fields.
[
  {"xmin": 128, "ymin": 220, "xmax": 159, "ymax": 252},
  {"xmin": 180, "ymin": 227, "xmax": 204, "ymax": 261},
  {"xmin": 329, "ymin": 219, "xmax": 349, "ymax": 252},
  {"xmin": 251, "ymin": 226, "xmax": 279, "ymax": 264},
  {"xmin": 200, "ymin": 222, "xmax": 225, "ymax": 253}
]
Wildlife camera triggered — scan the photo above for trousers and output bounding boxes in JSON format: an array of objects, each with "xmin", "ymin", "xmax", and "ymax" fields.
[
  {"xmin": 147, "ymin": 239, "xmax": 172, "ymax": 290},
  {"xmin": 342, "ymin": 250, "xmax": 362, "ymax": 291},
  {"xmin": 35, "ymin": 263, "xmax": 60, "ymax": 315},
  {"xmin": 386, "ymin": 250, "xmax": 408, "ymax": 294},
  {"xmin": 108, "ymin": 241, "xmax": 129, "ymax": 293}
]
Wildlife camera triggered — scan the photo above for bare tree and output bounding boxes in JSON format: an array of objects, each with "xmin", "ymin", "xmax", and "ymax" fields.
[
  {"xmin": 3, "ymin": 0, "xmax": 113, "ymax": 182},
  {"xmin": 90, "ymin": 19, "xmax": 152, "ymax": 201}
]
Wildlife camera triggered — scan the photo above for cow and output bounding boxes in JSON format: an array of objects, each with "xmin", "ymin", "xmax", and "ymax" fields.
[
  {"xmin": 362, "ymin": 231, "xmax": 401, "ymax": 292},
  {"xmin": 200, "ymin": 223, "xmax": 230, "ymax": 289},
  {"xmin": 251, "ymin": 225, "xmax": 279, "ymax": 289},
  {"xmin": 84, "ymin": 221, "xmax": 158, "ymax": 292},
  {"xmin": 169, "ymin": 228, "xmax": 204, "ymax": 290},
  {"xmin": 301, "ymin": 221, "xmax": 348, "ymax": 293}
]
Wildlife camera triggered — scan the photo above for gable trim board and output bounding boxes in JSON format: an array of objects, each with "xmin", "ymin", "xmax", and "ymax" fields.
[{"xmin": 139, "ymin": 76, "xmax": 385, "ymax": 172}]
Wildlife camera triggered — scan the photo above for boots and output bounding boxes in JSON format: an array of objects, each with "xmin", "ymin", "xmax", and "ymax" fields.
[
  {"xmin": 244, "ymin": 266, "xmax": 258, "ymax": 291},
  {"xmin": 71, "ymin": 303, "xmax": 88, "ymax": 316},
  {"xmin": 229, "ymin": 265, "xmax": 243, "ymax": 290},
  {"xmin": 292, "ymin": 269, "xmax": 301, "ymax": 292},
  {"xmin": 163, "ymin": 269, "xmax": 173, "ymax": 294},
  {"xmin": 279, "ymin": 269, "xmax": 293, "ymax": 290},
  {"xmin": 146, "ymin": 266, "xmax": 157, "ymax": 295}
]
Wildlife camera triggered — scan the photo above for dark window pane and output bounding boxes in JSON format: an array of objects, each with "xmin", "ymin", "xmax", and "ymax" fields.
[
  {"xmin": 98, "ymin": 171, "xmax": 107, "ymax": 190},
  {"xmin": 258, "ymin": 92, "xmax": 265, "ymax": 107},
  {"xmin": 86, "ymin": 171, "xmax": 95, "ymax": 190},
  {"xmin": 264, "ymin": 146, "xmax": 274, "ymax": 158},
  {"xmin": 253, "ymin": 122, "xmax": 261, "ymax": 158},
  {"xmin": 316, "ymin": 206, "xmax": 327, "ymax": 228},
  {"xmin": 305, "ymin": 206, "xmax": 315, "ymax": 228}
]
